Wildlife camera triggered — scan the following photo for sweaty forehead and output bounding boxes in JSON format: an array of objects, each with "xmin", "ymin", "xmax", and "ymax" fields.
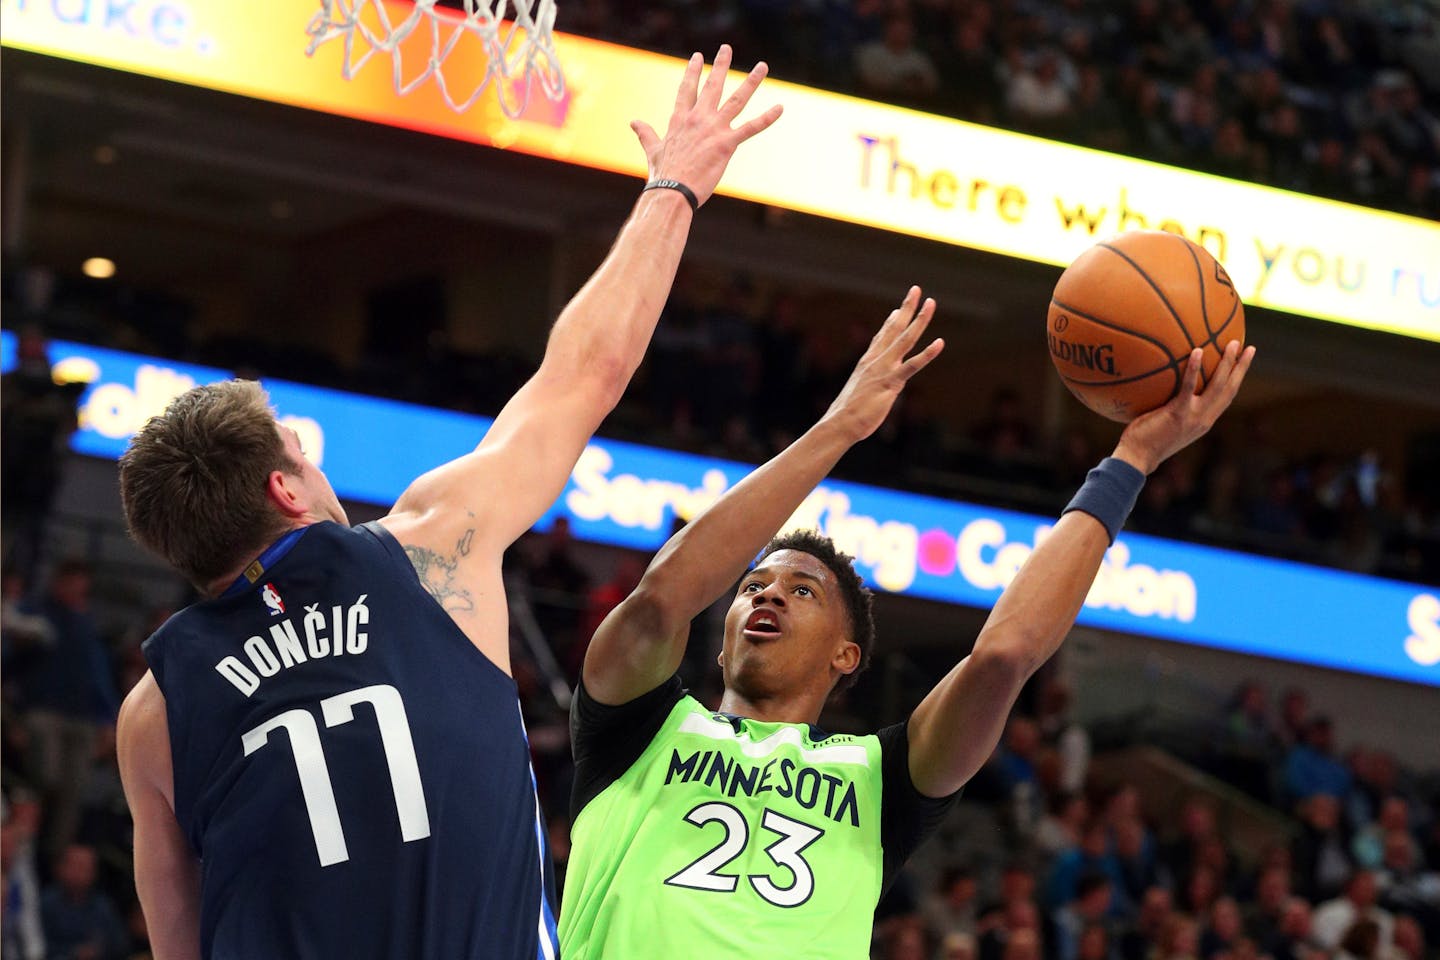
[{"xmin": 753, "ymin": 549, "xmax": 837, "ymax": 587}]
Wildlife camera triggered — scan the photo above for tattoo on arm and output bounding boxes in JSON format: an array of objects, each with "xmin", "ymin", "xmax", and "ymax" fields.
[{"xmin": 404, "ymin": 529, "xmax": 477, "ymax": 614}]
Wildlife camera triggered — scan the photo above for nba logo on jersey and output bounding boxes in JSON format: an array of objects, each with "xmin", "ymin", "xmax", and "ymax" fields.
[{"xmin": 262, "ymin": 582, "xmax": 285, "ymax": 616}]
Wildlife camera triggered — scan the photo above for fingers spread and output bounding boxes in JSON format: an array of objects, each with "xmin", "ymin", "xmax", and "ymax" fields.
[
  {"xmin": 877, "ymin": 287, "xmax": 920, "ymax": 346},
  {"xmin": 1206, "ymin": 343, "xmax": 1255, "ymax": 412},
  {"xmin": 902, "ymin": 338, "xmax": 945, "ymax": 379},
  {"xmin": 699, "ymin": 44, "xmax": 733, "ymax": 108},
  {"xmin": 674, "ymin": 52, "xmax": 703, "ymax": 114},
  {"xmin": 630, "ymin": 120, "xmax": 660, "ymax": 155},
  {"xmin": 722, "ymin": 62, "xmax": 769, "ymax": 121},
  {"xmin": 897, "ymin": 297, "xmax": 936, "ymax": 353},
  {"xmin": 733, "ymin": 103, "xmax": 783, "ymax": 143}
]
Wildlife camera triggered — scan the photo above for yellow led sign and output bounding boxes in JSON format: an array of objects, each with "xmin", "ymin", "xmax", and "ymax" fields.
[{"xmin": 3, "ymin": 0, "xmax": 1437, "ymax": 340}]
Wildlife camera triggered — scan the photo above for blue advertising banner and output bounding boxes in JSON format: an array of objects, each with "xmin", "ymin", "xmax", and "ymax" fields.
[{"xmin": 5, "ymin": 332, "xmax": 1437, "ymax": 686}]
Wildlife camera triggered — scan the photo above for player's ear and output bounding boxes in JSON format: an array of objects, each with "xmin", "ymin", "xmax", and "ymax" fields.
[
  {"xmin": 832, "ymin": 639, "xmax": 860, "ymax": 677},
  {"xmin": 267, "ymin": 469, "xmax": 308, "ymax": 519}
]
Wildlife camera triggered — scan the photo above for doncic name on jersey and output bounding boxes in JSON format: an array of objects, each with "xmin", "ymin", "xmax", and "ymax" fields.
[{"xmin": 215, "ymin": 584, "xmax": 373, "ymax": 697}]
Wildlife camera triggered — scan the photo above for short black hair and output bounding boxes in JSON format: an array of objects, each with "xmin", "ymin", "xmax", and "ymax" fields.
[{"xmin": 756, "ymin": 529, "xmax": 875, "ymax": 693}]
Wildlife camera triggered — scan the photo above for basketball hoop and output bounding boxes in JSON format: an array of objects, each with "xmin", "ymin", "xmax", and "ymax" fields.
[{"xmin": 305, "ymin": 0, "xmax": 565, "ymax": 117}]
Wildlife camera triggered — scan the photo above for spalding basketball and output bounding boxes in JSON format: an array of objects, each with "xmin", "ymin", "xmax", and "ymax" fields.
[{"xmin": 1047, "ymin": 230, "xmax": 1245, "ymax": 423}]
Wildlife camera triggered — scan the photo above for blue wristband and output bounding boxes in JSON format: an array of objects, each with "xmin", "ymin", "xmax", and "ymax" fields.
[{"xmin": 1062, "ymin": 457, "xmax": 1146, "ymax": 544}]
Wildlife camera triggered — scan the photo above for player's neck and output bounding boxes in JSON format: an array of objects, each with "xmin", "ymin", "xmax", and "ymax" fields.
[
  {"xmin": 201, "ymin": 520, "xmax": 314, "ymax": 598},
  {"xmin": 717, "ymin": 687, "xmax": 825, "ymax": 727}
]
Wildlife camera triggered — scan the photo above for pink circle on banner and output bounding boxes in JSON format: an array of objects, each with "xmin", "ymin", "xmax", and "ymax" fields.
[{"xmin": 917, "ymin": 529, "xmax": 956, "ymax": 576}]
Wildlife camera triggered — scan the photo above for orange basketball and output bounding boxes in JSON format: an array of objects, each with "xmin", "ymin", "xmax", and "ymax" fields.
[{"xmin": 1047, "ymin": 230, "xmax": 1245, "ymax": 423}]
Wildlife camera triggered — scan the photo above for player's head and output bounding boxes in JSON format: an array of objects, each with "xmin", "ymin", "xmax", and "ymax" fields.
[
  {"xmin": 120, "ymin": 380, "xmax": 348, "ymax": 590},
  {"xmin": 719, "ymin": 529, "xmax": 875, "ymax": 705}
]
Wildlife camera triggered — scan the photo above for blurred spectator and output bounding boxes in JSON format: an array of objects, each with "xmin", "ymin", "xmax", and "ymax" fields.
[
  {"xmin": 1112, "ymin": 816, "xmax": 1164, "ymax": 908},
  {"xmin": 941, "ymin": 931, "xmax": 979, "ymax": 960},
  {"xmin": 996, "ymin": 717, "xmax": 1044, "ymax": 841},
  {"xmin": 1375, "ymin": 830, "xmax": 1440, "ymax": 938},
  {"xmin": 854, "ymin": 16, "xmax": 939, "ymax": 106},
  {"xmin": 574, "ymin": 555, "xmax": 645, "ymax": 675},
  {"xmin": 1200, "ymin": 896, "xmax": 1245, "ymax": 959},
  {"xmin": 1312, "ymin": 870, "xmax": 1394, "ymax": 953},
  {"xmin": 1335, "ymin": 918, "xmax": 1383, "ymax": 960},
  {"xmin": 1277, "ymin": 687, "xmax": 1310, "ymax": 749},
  {"xmin": 1036, "ymin": 793, "xmax": 1088, "ymax": 863},
  {"xmin": 1155, "ymin": 914, "xmax": 1200, "ymax": 960},
  {"xmin": 1002, "ymin": 926, "xmax": 1042, "ymax": 960},
  {"xmin": 1244, "ymin": 863, "xmax": 1292, "ymax": 946},
  {"xmin": 983, "ymin": 858, "xmax": 1040, "ymax": 919},
  {"xmin": 1181, "ymin": 864, "xmax": 1224, "ymax": 918},
  {"xmin": 877, "ymin": 914, "xmax": 930, "ymax": 960},
  {"xmin": 1283, "ymin": 716, "xmax": 1351, "ymax": 803},
  {"xmin": 980, "ymin": 898, "xmax": 1042, "ymax": 960},
  {"xmin": 2, "ymin": 572, "xmax": 56, "ymax": 676},
  {"xmin": 1006, "ymin": 49, "xmax": 1072, "ymax": 134},
  {"xmin": 1292, "ymin": 793, "xmax": 1352, "ymax": 902},
  {"xmin": 941, "ymin": 17, "xmax": 1002, "ymax": 123},
  {"xmin": 524, "ymin": 518, "xmax": 591, "ymax": 660},
  {"xmin": 39, "ymin": 844, "xmax": 126, "ymax": 960},
  {"xmin": 1264, "ymin": 897, "xmax": 1321, "ymax": 960},
  {"xmin": 1119, "ymin": 886, "xmax": 1173, "ymax": 960},
  {"xmin": 1124, "ymin": 79, "xmax": 1181, "ymax": 164},
  {"xmin": 1046, "ymin": 819, "xmax": 1127, "ymax": 915},
  {"xmin": 1225, "ymin": 681, "xmax": 1277, "ymax": 754},
  {"xmin": 1391, "ymin": 915, "xmax": 1427, "ymax": 960},
  {"xmin": 2, "ymin": 792, "xmax": 46, "ymax": 960},
  {"xmin": 1160, "ymin": 797, "xmax": 1221, "ymax": 888},
  {"xmin": 923, "ymin": 867, "xmax": 980, "ymax": 943},
  {"xmin": 1036, "ymin": 678, "xmax": 1089, "ymax": 796},
  {"xmin": 0, "ymin": 328, "xmax": 81, "ymax": 573},
  {"xmin": 16, "ymin": 561, "xmax": 118, "ymax": 862},
  {"xmin": 1353, "ymin": 798, "xmax": 1416, "ymax": 870},
  {"xmin": 1053, "ymin": 872, "xmax": 1117, "ymax": 960}
]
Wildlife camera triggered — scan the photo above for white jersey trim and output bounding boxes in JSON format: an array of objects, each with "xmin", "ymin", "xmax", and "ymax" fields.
[{"xmin": 677, "ymin": 712, "xmax": 871, "ymax": 767}]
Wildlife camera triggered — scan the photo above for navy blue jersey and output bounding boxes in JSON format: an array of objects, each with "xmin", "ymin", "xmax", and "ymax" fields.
[{"xmin": 143, "ymin": 521, "xmax": 559, "ymax": 960}]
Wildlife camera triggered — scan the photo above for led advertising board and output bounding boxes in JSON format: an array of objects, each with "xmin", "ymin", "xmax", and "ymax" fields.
[
  {"xmin": 5, "ymin": 331, "xmax": 1436, "ymax": 687},
  {"xmin": 3, "ymin": 0, "xmax": 1438, "ymax": 341}
]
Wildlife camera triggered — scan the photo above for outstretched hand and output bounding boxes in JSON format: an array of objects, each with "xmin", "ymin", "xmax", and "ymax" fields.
[
  {"xmin": 823, "ymin": 286, "xmax": 945, "ymax": 443},
  {"xmin": 631, "ymin": 45, "xmax": 784, "ymax": 207},
  {"xmin": 1114, "ymin": 341, "xmax": 1257, "ymax": 475}
]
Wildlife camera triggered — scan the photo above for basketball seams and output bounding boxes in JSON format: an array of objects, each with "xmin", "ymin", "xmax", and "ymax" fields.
[
  {"xmin": 1176, "ymin": 236, "xmax": 1246, "ymax": 385},
  {"xmin": 1097, "ymin": 241, "xmax": 1196, "ymax": 351},
  {"xmin": 1178, "ymin": 236, "xmax": 1214, "ymax": 338},
  {"xmin": 1050, "ymin": 296, "xmax": 1178, "ymax": 360},
  {"xmin": 1049, "ymin": 297, "xmax": 1183, "ymax": 396}
]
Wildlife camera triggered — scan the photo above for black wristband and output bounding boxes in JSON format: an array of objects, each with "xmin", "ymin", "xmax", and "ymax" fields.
[
  {"xmin": 643, "ymin": 178, "xmax": 699, "ymax": 212},
  {"xmin": 1062, "ymin": 457, "xmax": 1146, "ymax": 544}
]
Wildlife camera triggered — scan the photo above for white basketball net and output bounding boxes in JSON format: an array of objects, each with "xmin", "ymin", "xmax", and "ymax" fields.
[{"xmin": 305, "ymin": 0, "xmax": 565, "ymax": 117}]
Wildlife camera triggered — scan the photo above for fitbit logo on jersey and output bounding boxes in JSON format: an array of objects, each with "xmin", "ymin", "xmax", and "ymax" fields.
[
  {"xmin": 216, "ymin": 595, "xmax": 371, "ymax": 697},
  {"xmin": 1048, "ymin": 336, "xmax": 1119, "ymax": 376}
]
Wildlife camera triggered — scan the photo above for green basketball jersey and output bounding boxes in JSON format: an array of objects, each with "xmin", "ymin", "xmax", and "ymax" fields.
[{"xmin": 560, "ymin": 680, "xmax": 930, "ymax": 960}]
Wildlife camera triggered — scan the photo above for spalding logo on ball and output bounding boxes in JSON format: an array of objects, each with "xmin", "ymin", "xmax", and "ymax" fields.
[{"xmin": 1048, "ymin": 230, "xmax": 1246, "ymax": 423}]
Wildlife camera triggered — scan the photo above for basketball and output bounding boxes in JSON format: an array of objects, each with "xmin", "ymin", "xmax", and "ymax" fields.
[{"xmin": 1047, "ymin": 230, "xmax": 1246, "ymax": 423}]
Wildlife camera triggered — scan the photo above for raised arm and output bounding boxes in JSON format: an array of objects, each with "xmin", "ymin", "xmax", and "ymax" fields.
[
  {"xmin": 385, "ymin": 46, "xmax": 781, "ymax": 551},
  {"xmin": 583, "ymin": 288, "xmax": 944, "ymax": 705},
  {"xmin": 905, "ymin": 342, "xmax": 1256, "ymax": 797},
  {"xmin": 117, "ymin": 673, "xmax": 202, "ymax": 960}
]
